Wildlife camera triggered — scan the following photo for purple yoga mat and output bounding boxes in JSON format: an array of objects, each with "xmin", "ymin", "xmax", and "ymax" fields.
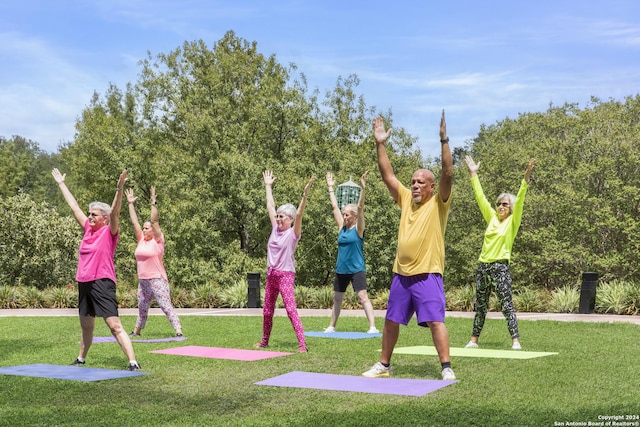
[
  {"xmin": 255, "ymin": 371, "xmax": 457, "ymax": 396},
  {"xmin": 93, "ymin": 336, "xmax": 187, "ymax": 343},
  {"xmin": 0, "ymin": 364, "xmax": 148, "ymax": 382},
  {"xmin": 150, "ymin": 345, "xmax": 293, "ymax": 361},
  {"xmin": 305, "ymin": 331, "xmax": 381, "ymax": 339}
]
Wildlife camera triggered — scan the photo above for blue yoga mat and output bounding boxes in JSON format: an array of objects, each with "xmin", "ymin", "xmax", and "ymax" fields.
[
  {"xmin": 305, "ymin": 331, "xmax": 381, "ymax": 339},
  {"xmin": 0, "ymin": 364, "xmax": 149, "ymax": 381},
  {"xmin": 255, "ymin": 371, "xmax": 456, "ymax": 396}
]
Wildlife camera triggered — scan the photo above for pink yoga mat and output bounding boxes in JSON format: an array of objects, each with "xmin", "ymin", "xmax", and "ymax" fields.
[{"xmin": 150, "ymin": 345, "xmax": 293, "ymax": 361}]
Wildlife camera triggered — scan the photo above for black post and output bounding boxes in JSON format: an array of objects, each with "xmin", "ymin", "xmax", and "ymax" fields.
[
  {"xmin": 247, "ymin": 272, "xmax": 261, "ymax": 308},
  {"xmin": 578, "ymin": 272, "xmax": 598, "ymax": 314}
]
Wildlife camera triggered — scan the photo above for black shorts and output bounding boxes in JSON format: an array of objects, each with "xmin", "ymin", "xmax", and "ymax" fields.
[
  {"xmin": 333, "ymin": 271, "xmax": 367, "ymax": 293},
  {"xmin": 78, "ymin": 278, "xmax": 119, "ymax": 318}
]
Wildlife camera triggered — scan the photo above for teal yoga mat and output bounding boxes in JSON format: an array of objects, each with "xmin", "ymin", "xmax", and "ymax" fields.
[{"xmin": 392, "ymin": 346, "xmax": 558, "ymax": 359}]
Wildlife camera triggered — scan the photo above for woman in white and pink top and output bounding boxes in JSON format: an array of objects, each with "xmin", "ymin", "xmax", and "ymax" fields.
[
  {"xmin": 126, "ymin": 186, "xmax": 183, "ymax": 337},
  {"xmin": 255, "ymin": 170, "xmax": 315, "ymax": 352}
]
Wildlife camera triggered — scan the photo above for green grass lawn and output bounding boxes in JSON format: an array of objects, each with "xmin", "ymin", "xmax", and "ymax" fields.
[{"xmin": 1, "ymin": 314, "xmax": 639, "ymax": 426}]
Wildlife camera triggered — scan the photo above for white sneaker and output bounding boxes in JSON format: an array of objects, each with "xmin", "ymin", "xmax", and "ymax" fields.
[
  {"xmin": 324, "ymin": 326, "xmax": 336, "ymax": 333},
  {"xmin": 465, "ymin": 341, "xmax": 479, "ymax": 348},
  {"xmin": 362, "ymin": 362, "xmax": 392, "ymax": 378},
  {"xmin": 367, "ymin": 327, "xmax": 379, "ymax": 334},
  {"xmin": 441, "ymin": 367, "xmax": 456, "ymax": 380},
  {"xmin": 511, "ymin": 342, "xmax": 522, "ymax": 350}
]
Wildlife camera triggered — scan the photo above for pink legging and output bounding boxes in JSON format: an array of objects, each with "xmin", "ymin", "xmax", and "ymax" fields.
[
  {"xmin": 135, "ymin": 278, "xmax": 182, "ymax": 332},
  {"xmin": 258, "ymin": 269, "xmax": 306, "ymax": 348}
]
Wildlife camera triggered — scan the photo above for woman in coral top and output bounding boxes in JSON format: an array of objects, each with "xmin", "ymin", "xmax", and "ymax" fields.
[{"xmin": 126, "ymin": 186, "xmax": 183, "ymax": 337}]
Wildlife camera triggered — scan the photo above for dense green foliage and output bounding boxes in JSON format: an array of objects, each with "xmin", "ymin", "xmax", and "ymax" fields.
[
  {"xmin": 1, "ymin": 314, "xmax": 639, "ymax": 426},
  {"xmin": 1, "ymin": 30, "xmax": 640, "ymax": 294}
]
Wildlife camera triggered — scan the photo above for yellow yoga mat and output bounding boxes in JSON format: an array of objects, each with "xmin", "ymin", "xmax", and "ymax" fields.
[{"xmin": 392, "ymin": 346, "xmax": 558, "ymax": 359}]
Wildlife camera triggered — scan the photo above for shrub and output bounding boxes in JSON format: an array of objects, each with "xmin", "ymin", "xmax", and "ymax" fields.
[
  {"xmin": 294, "ymin": 286, "xmax": 314, "ymax": 309},
  {"xmin": 446, "ymin": 285, "xmax": 475, "ymax": 311},
  {"xmin": 0, "ymin": 285, "xmax": 18, "ymax": 308},
  {"xmin": 371, "ymin": 288, "xmax": 390, "ymax": 310},
  {"xmin": 548, "ymin": 286, "xmax": 579, "ymax": 313},
  {"xmin": 312, "ymin": 286, "xmax": 334, "ymax": 309},
  {"xmin": 515, "ymin": 287, "xmax": 548, "ymax": 312},
  {"xmin": 192, "ymin": 283, "xmax": 220, "ymax": 308},
  {"xmin": 17, "ymin": 286, "xmax": 44, "ymax": 308},
  {"xmin": 44, "ymin": 285, "xmax": 77, "ymax": 309},
  {"xmin": 596, "ymin": 280, "xmax": 636, "ymax": 315},
  {"xmin": 218, "ymin": 280, "xmax": 248, "ymax": 308},
  {"xmin": 171, "ymin": 287, "xmax": 194, "ymax": 308}
]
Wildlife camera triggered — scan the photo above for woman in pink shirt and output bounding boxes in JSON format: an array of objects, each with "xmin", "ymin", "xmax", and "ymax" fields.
[
  {"xmin": 51, "ymin": 168, "xmax": 140, "ymax": 371},
  {"xmin": 126, "ymin": 186, "xmax": 183, "ymax": 337},
  {"xmin": 255, "ymin": 170, "xmax": 315, "ymax": 352}
]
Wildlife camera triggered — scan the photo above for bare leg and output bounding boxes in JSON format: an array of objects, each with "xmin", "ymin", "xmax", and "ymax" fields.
[
  {"xmin": 78, "ymin": 315, "xmax": 95, "ymax": 359},
  {"xmin": 427, "ymin": 321, "xmax": 451, "ymax": 363},
  {"xmin": 380, "ymin": 318, "xmax": 400, "ymax": 364},
  {"xmin": 329, "ymin": 292, "xmax": 344, "ymax": 328},
  {"xmin": 357, "ymin": 289, "xmax": 376, "ymax": 328},
  {"xmin": 105, "ymin": 316, "xmax": 136, "ymax": 361}
]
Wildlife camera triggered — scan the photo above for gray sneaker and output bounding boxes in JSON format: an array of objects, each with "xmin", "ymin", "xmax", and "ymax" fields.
[{"xmin": 362, "ymin": 362, "xmax": 392, "ymax": 378}]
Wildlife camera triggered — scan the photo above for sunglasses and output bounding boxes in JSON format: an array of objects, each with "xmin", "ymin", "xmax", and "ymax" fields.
[{"xmin": 496, "ymin": 202, "xmax": 510, "ymax": 207}]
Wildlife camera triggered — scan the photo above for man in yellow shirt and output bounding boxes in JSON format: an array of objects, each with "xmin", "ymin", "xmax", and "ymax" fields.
[{"xmin": 363, "ymin": 111, "xmax": 455, "ymax": 381}]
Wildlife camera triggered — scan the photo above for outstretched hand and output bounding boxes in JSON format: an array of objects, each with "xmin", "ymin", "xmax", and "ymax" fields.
[
  {"xmin": 373, "ymin": 116, "xmax": 392, "ymax": 144},
  {"xmin": 524, "ymin": 158, "xmax": 536, "ymax": 183},
  {"xmin": 326, "ymin": 172, "xmax": 335, "ymax": 187},
  {"xmin": 263, "ymin": 170, "xmax": 275, "ymax": 186},
  {"xmin": 125, "ymin": 188, "xmax": 137, "ymax": 204},
  {"xmin": 464, "ymin": 155, "xmax": 480, "ymax": 175},
  {"xmin": 303, "ymin": 175, "xmax": 316, "ymax": 195},
  {"xmin": 439, "ymin": 109, "xmax": 447, "ymax": 140},
  {"xmin": 51, "ymin": 168, "xmax": 65, "ymax": 184},
  {"xmin": 360, "ymin": 170, "xmax": 369, "ymax": 188}
]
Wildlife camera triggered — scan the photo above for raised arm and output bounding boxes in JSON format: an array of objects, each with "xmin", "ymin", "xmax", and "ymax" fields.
[
  {"xmin": 438, "ymin": 110, "xmax": 453, "ymax": 203},
  {"xmin": 524, "ymin": 158, "xmax": 536, "ymax": 183},
  {"xmin": 51, "ymin": 168, "xmax": 86, "ymax": 227},
  {"xmin": 263, "ymin": 170, "xmax": 277, "ymax": 226},
  {"xmin": 373, "ymin": 116, "xmax": 400, "ymax": 202},
  {"xmin": 294, "ymin": 175, "xmax": 316, "ymax": 238},
  {"xmin": 355, "ymin": 171, "xmax": 368, "ymax": 238},
  {"xmin": 125, "ymin": 188, "xmax": 143, "ymax": 242},
  {"xmin": 109, "ymin": 170, "xmax": 127, "ymax": 236},
  {"xmin": 326, "ymin": 172, "xmax": 343, "ymax": 228},
  {"xmin": 149, "ymin": 186, "xmax": 163, "ymax": 240}
]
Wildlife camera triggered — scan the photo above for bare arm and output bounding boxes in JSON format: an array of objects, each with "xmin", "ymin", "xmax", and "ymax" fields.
[
  {"xmin": 51, "ymin": 168, "xmax": 86, "ymax": 227},
  {"xmin": 125, "ymin": 188, "xmax": 143, "ymax": 242},
  {"xmin": 263, "ymin": 170, "xmax": 277, "ymax": 226},
  {"xmin": 356, "ymin": 171, "xmax": 367, "ymax": 238},
  {"xmin": 149, "ymin": 186, "xmax": 163, "ymax": 240},
  {"xmin": 438, "ymin": 110, "xmax": 453, "ymax": 203},
  {"xmin": 294, "ymin": 175, "xmax": 316, "ymax": 238},
  {"xmin": 373, "ymin": 116, "xmax": 400, "ymax": 202},
  {"xmin": 326, "ymin": 172, "xmax": 343, "ymax": 228},
  {"xmin": 524, "ymin": 158, "xmax": 536, "ymax": 183},
  {"xmin": 109, "ymin": 170, "xmax": 127, "ymax": 236}
]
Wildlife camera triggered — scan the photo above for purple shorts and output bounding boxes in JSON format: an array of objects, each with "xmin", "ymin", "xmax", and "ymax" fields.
[{"xmin": 385, "ymin": 273, "xmax": 446, "ymax": 327}]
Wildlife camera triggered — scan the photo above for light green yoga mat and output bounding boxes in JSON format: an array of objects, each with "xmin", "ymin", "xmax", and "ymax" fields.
[{"xmin": 392, "ymin": 346, "xmax": 558, "ymax": 359}]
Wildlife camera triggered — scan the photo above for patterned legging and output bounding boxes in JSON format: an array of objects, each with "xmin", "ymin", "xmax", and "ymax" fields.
[
  {"xmin": 135, "ymin": 278, "xmax": 182, "ymax": 332},
  {"xmin": 258, "ymin": 269, "xmax": 306, "ymax": 348},
  {"xmin": 471, "ymin": 261, "xmax": 519, "ymax": 339}
]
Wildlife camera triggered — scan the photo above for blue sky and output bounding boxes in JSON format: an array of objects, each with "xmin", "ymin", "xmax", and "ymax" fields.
[{"xmin": 1, "ymin": 1, "xmax": 639, "ymax": 158}]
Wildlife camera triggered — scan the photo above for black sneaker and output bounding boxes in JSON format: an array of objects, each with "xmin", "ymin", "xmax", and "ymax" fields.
[
  {"xmin": 176, "ymin": 333, "xmax": 183, "ymax": 337},
  {"xmin": 127, "ymin": 362, "xmax": 141, "ymax": 371},
  {"xmin": 71, "ymin": 358, "xmax": 85, "ymax": 366},
  {"xmin": 129, "ymin": 331, "xmax": 141, "ymax": 337}
]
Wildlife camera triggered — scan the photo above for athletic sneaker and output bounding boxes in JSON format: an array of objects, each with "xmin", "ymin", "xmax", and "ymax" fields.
[
  {"xmin": 127, "ymin": 362, "xmax": 141, "ymax": 371},
  {"xmin": 324, "ymin": 326, "xmax": 336, "ymax": 333},
  {"xmin": 176, "ymin": 333, "xmax": 183, "ymax": 337},
  {"xmin": 129, "ymin": 331, "xmax": 141, "ymax": 337},
  {"xmin": 362, "ymin": 362, "xmax": 392, "ymax": 378},
  {"xmin": 70, "ymin": 358, "xmax": 85, "ymax": 366},
  {"xmin": 464, "ymin": 341, "xmax": 479, "ymax": 348},
  {"xmin": 511, "ymin": 342, "xmax": 522, "ymax": 350},
  {"xmin": 441, "ymin": 367, "xmax": 456, "ymax": 380},
  {"xmin": 367, "ymin": 327, "xmax": 380, "ymax": 334}
]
